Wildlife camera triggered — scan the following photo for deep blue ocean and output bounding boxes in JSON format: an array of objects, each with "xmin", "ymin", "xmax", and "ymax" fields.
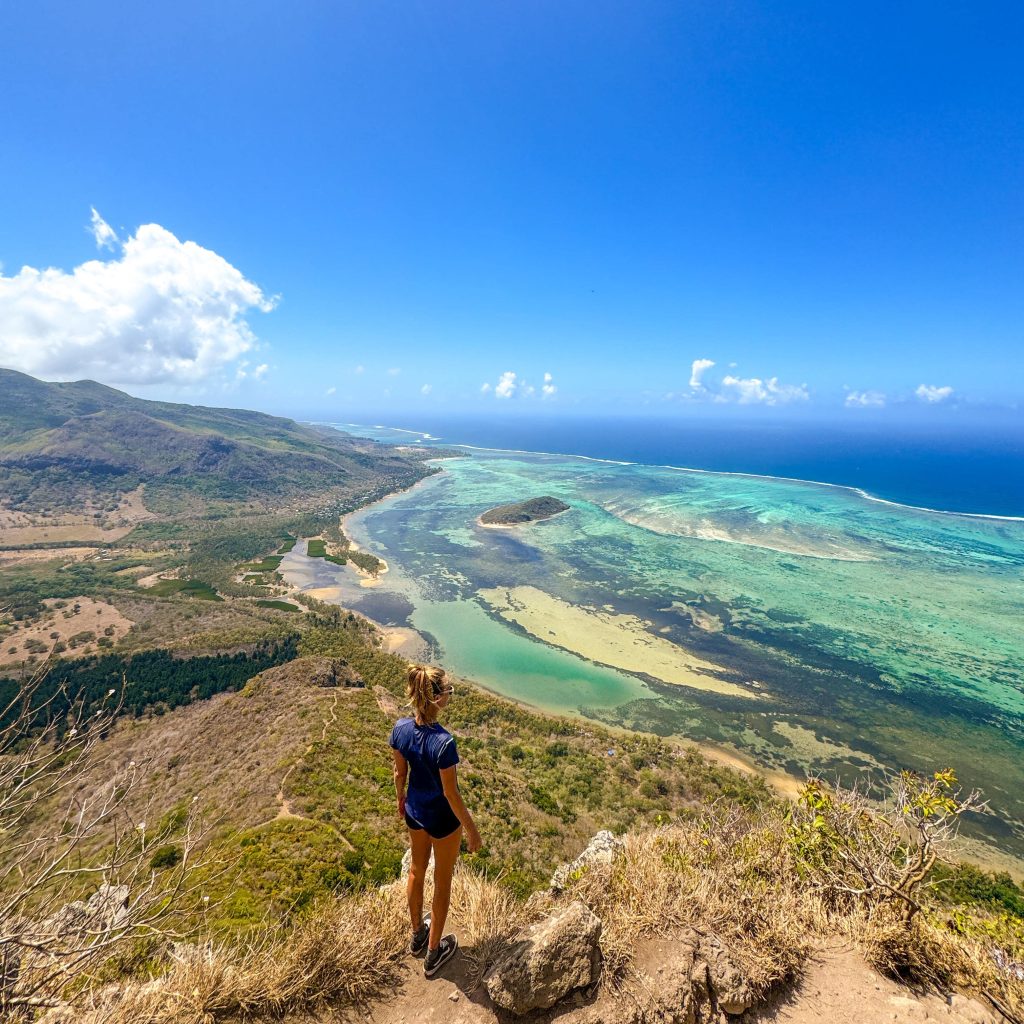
[{"xmin": 349, "ymin": 415, "xmax": 1024, "ymax": 518}]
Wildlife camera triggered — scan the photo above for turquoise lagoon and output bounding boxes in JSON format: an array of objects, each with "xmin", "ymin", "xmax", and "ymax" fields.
[{"xmin": 297, "ymin": 428, "xmax": 1024, "ymax": 863}]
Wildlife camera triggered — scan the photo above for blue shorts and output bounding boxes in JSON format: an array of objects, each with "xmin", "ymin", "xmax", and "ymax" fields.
[{"xmin": 405, "ymin": 801, "xmax": 461, "ymax": 840}]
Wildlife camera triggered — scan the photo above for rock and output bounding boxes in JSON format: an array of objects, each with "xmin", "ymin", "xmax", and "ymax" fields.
[
  {"xmin": 550, "ymin": 830, "xmax": 623, "ymax": 892},
  {"xmin": 86, "ymin": 884, "xmax": 130, "ymax": 930},
  {"xmin": 42, "ymin": 884, "xmax": 130, "ymax": 943},
  {"xmin": 616, "ymin": 934, "xmax": 704, "ymax": 1024},
  {"xmin": 947, "ymin": 993, "xmax": 1001, "ymax": 1024},
  {"xmin": 167, "ymin": 940, "xmax": 214, "ymax": 966},
  {"xmin": 703, "ymin": 935, "xmax": 753, "ymax": 1016},
  {"xmin": 43, "ymin": 899, "xmax": 89, "ymax": 936},
  {"xmin": 400, "ymin": 846, "xmax": 432, "ymax": 880},
  {"xmin": 306, "ymin": 657, "xmax": 363, "ymax": 688},
  {"xmin": 485, "ymin": 901, "xmax": 602, "ymax": 1015}
]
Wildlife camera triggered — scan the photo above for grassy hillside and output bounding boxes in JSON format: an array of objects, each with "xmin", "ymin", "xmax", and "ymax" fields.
[
  {"xmin": 0, "ymin": 367, "xmax": 430, "ymax": 513},
  {"xmin": 12, "ymin": 609, "xmax": 1023, "ymax": 1022},
  {"xmin": 28, "ymin": 609, "xmax": 772, "ymax": 931},
  {"xmin": 0, "ymin": 369, "xmax": 435, "ymax": 647}
]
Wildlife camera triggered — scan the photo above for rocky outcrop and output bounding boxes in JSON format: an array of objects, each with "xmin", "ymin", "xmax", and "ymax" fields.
[
  {"xmin": 703, "ymin": 934, "xmax": 753, "ymax": 1016},
  {"xmin": 485, "ymin": 901, "xmax": 602, "ymax": 1015},
  {"xmin": 608, "ymin": 931, "xmax": 752, "ymax": 1023},
  {"xmin": 550, "ymin": 829, "xmax": 624, "ymax": 893},
  {"xmin": 42, "ymin": 883, "xmax": 130, "ymax": 939},
  {"xmin": 305, "ymin": 657, "xmax": 363, "ymax": 688}
]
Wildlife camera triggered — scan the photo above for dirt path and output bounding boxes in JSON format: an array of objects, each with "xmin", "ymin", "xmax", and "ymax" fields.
[
  {"xmin": 266, "ymin": 692, "xmax": 355, "ymax": 852},
  {"xmin": 342, "ymin": 944, "xmax": 1002, "ymax": 1024},
  {"xmin": 749, "ymin": 947, "xmax": 1000, "ymax": 1024}
]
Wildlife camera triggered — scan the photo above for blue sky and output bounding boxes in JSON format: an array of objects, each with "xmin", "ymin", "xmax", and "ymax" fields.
[{"xmin": 1, "ymin": 1, "xmax": 1021, "ymax": 421}]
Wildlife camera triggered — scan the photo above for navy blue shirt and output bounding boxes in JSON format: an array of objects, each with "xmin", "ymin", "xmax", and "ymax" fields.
[{"xmin": 389, "ymin": 717, "xmax": 460, "ymax": 820}]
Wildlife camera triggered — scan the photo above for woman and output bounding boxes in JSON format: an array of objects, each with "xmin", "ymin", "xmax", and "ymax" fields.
[{"xmin": 390, "ymin": 664, "xmax": 482, "ymax": 977}]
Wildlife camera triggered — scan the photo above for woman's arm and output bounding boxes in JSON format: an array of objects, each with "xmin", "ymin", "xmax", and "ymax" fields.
[
  {"xmin": 440, "ymin": 765, "xmax": 482, "ymax": 852},
  {"xmin": 392, "ymin": 749, "xmax": 408, "ymax": 821}
]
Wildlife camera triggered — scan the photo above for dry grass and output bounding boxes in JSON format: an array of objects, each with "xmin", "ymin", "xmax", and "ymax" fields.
[
  {"xmin": 76, "ymin": 863, "xmax": 537, "ymax": 1023},
  {"xmin": 0, "ymin": 595, "xmax": 134, "ymax": 668},
  {"xmin": 85, "ymin": 886, "xmax": 409, "ymax": 1024},
  {"xmin": 557, "ymin": 803, "xmax": 1024, "ymax": 1017},
  {"xmin": 561, "ymin": 808, "xmax": 811, "ymax": 996},
  {"xmin": 40, "ymin": 796, "xmax": 1024, "ymax": 1022},
  {"xmin": 861, "ymin": 910, "xmax": 1024, "ymax": 1017},
  {"xmin": 444, "ymin": 864, "xmax": 537, "ymax": 987}
]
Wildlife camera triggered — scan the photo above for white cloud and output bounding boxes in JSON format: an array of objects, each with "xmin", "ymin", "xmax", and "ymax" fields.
[
  {"xmin": 719, "ymin": 374, "xmax": 809, "ymax": 405},
  {"xmin": 481, "ymin": 369, "xmax": 555, "ymax": 399},
  {"xmin": 354, "ymin": 364, "xmax": 365, "ymax": 375},
  {"xmin": 253, "ymin": 363, "xmax": 268, "ymax": 380},
  {"xmin": 89, "ymin": 207, "xmax": 118, "ymax": 250},
  {"xmin": 845, "ymin": 390, "xmax": 886, "ymax": 408},
  {"xmin": 494, "ymin": 370, "xmax": 518, "ymax": 399},
  {"xmin": 916, "ymin": 383, "xmax": 954, "ymax": 403},
  {"xmin": 387, "ymin": 367, "xmax": 402, "ymax": 376},
  {"xmin": 325, "ymin": 385, "xmax": 337, "ymax": 396},
  {"xmin": 420, "ymin": 383, "xmax": 432, "ymax": 395},
  {"xmin": 0, "ymin": 212, "xmax": 274, "ymax": 385},
  {"xmin": 689, "ymin": 358, "xmax": 715, "ymax": 389}
]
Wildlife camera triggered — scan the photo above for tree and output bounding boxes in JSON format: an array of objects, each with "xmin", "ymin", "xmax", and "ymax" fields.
[
  {"xmin": 0, "ymin": 665, "xmax": 211, "ymax": 1019},
  {"xmin": 790, "ymin": 769, "xmax": 985, "ymax": 923}
]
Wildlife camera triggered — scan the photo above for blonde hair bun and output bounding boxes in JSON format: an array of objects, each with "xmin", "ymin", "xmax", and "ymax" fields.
[{"xmin": 407, "ymin": 663, "xmax": 447, "ymax": 723}]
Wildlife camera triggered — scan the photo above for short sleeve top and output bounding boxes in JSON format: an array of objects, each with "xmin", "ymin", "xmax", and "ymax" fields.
[{"xmin": 389, "ymin": 716, "xmax": 460, "ymax": 819}]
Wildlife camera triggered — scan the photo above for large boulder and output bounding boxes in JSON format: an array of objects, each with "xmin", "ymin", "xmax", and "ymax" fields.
[
  {"xmin": 485, "ymin": 901, "xmax": 602, "ymax": 1015},
  {"xmin": 550, "ymin": 830, "xmax": 623, "ymax": 893}
]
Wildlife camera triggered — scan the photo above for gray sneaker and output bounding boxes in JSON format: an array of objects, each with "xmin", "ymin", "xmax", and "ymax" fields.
[
  {"xmin": 423, "ymin": 934, "xmax": 458, "ymax": 977},
  {"xmin": 410, "ymin": 914, "xmax": 431, "ymax": 955}
]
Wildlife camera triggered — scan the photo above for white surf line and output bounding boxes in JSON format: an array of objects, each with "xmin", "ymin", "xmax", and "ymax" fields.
[
  {"xmin": 335, "ymin": 424, "xmax": 1024, "ymax": 524},
  {"xmin": 314, "ymin": 420, "xmax": 440, "ymax": 441}
]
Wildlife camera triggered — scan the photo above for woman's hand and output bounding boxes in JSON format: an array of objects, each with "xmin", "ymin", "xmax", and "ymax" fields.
[{"xmin": 465, "ymin": 824, "xmax": 483, "ymax": 853}]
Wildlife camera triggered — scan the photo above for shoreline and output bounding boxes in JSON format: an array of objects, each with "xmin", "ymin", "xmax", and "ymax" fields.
[
  {"xmin": 341, "ymin": 465, "xmax": 448, "ymax": 534},
  {"xmin": 330, "ymin": 421, "xmax": 1023, "ymax": 523},
  {"xmin": 295, "ymin": 442, "xmax": 1024, "ymax": 878}
]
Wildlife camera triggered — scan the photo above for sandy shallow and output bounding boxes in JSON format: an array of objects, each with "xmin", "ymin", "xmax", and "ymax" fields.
[{"xmin": 478, "ymin": 585, "xmax": 761, "ymax": 700}]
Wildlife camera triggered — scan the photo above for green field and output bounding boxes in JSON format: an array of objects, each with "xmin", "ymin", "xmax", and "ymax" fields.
[
  {"xmin": 277, "ymin": 536, "xmax": 297, "ymax": 554},
  {"xmin": 306, "ymin": 539, "xmax": 327, "ymax": 558},
  {"xmin": 254, "ymin": 600, "xmax": 301, "ymax": 613}
]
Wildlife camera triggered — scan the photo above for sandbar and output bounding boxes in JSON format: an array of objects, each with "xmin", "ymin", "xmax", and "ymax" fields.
[{"xmin": 477, "ymin": 585, "xmax": 761, "ymax": 699}]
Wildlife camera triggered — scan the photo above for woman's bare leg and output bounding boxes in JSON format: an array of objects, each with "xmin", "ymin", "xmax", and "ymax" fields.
[
  {"xmin": 407, "ymin": 826, "xmax": 433, "ymax": 932},
  {"xmin": 428, "ymin": 825, "xmax": 462, "ymax": 949}
]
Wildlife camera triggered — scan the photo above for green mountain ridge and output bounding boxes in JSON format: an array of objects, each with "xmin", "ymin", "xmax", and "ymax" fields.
[{"xmin": 0, "ymin": 368, "xmax": 428, "ymax": 510}]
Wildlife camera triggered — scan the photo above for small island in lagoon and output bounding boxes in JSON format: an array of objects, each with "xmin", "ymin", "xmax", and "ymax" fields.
[{"xmin": 479, "ymin": 495, "xmax": 571, "ymax": 526}]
